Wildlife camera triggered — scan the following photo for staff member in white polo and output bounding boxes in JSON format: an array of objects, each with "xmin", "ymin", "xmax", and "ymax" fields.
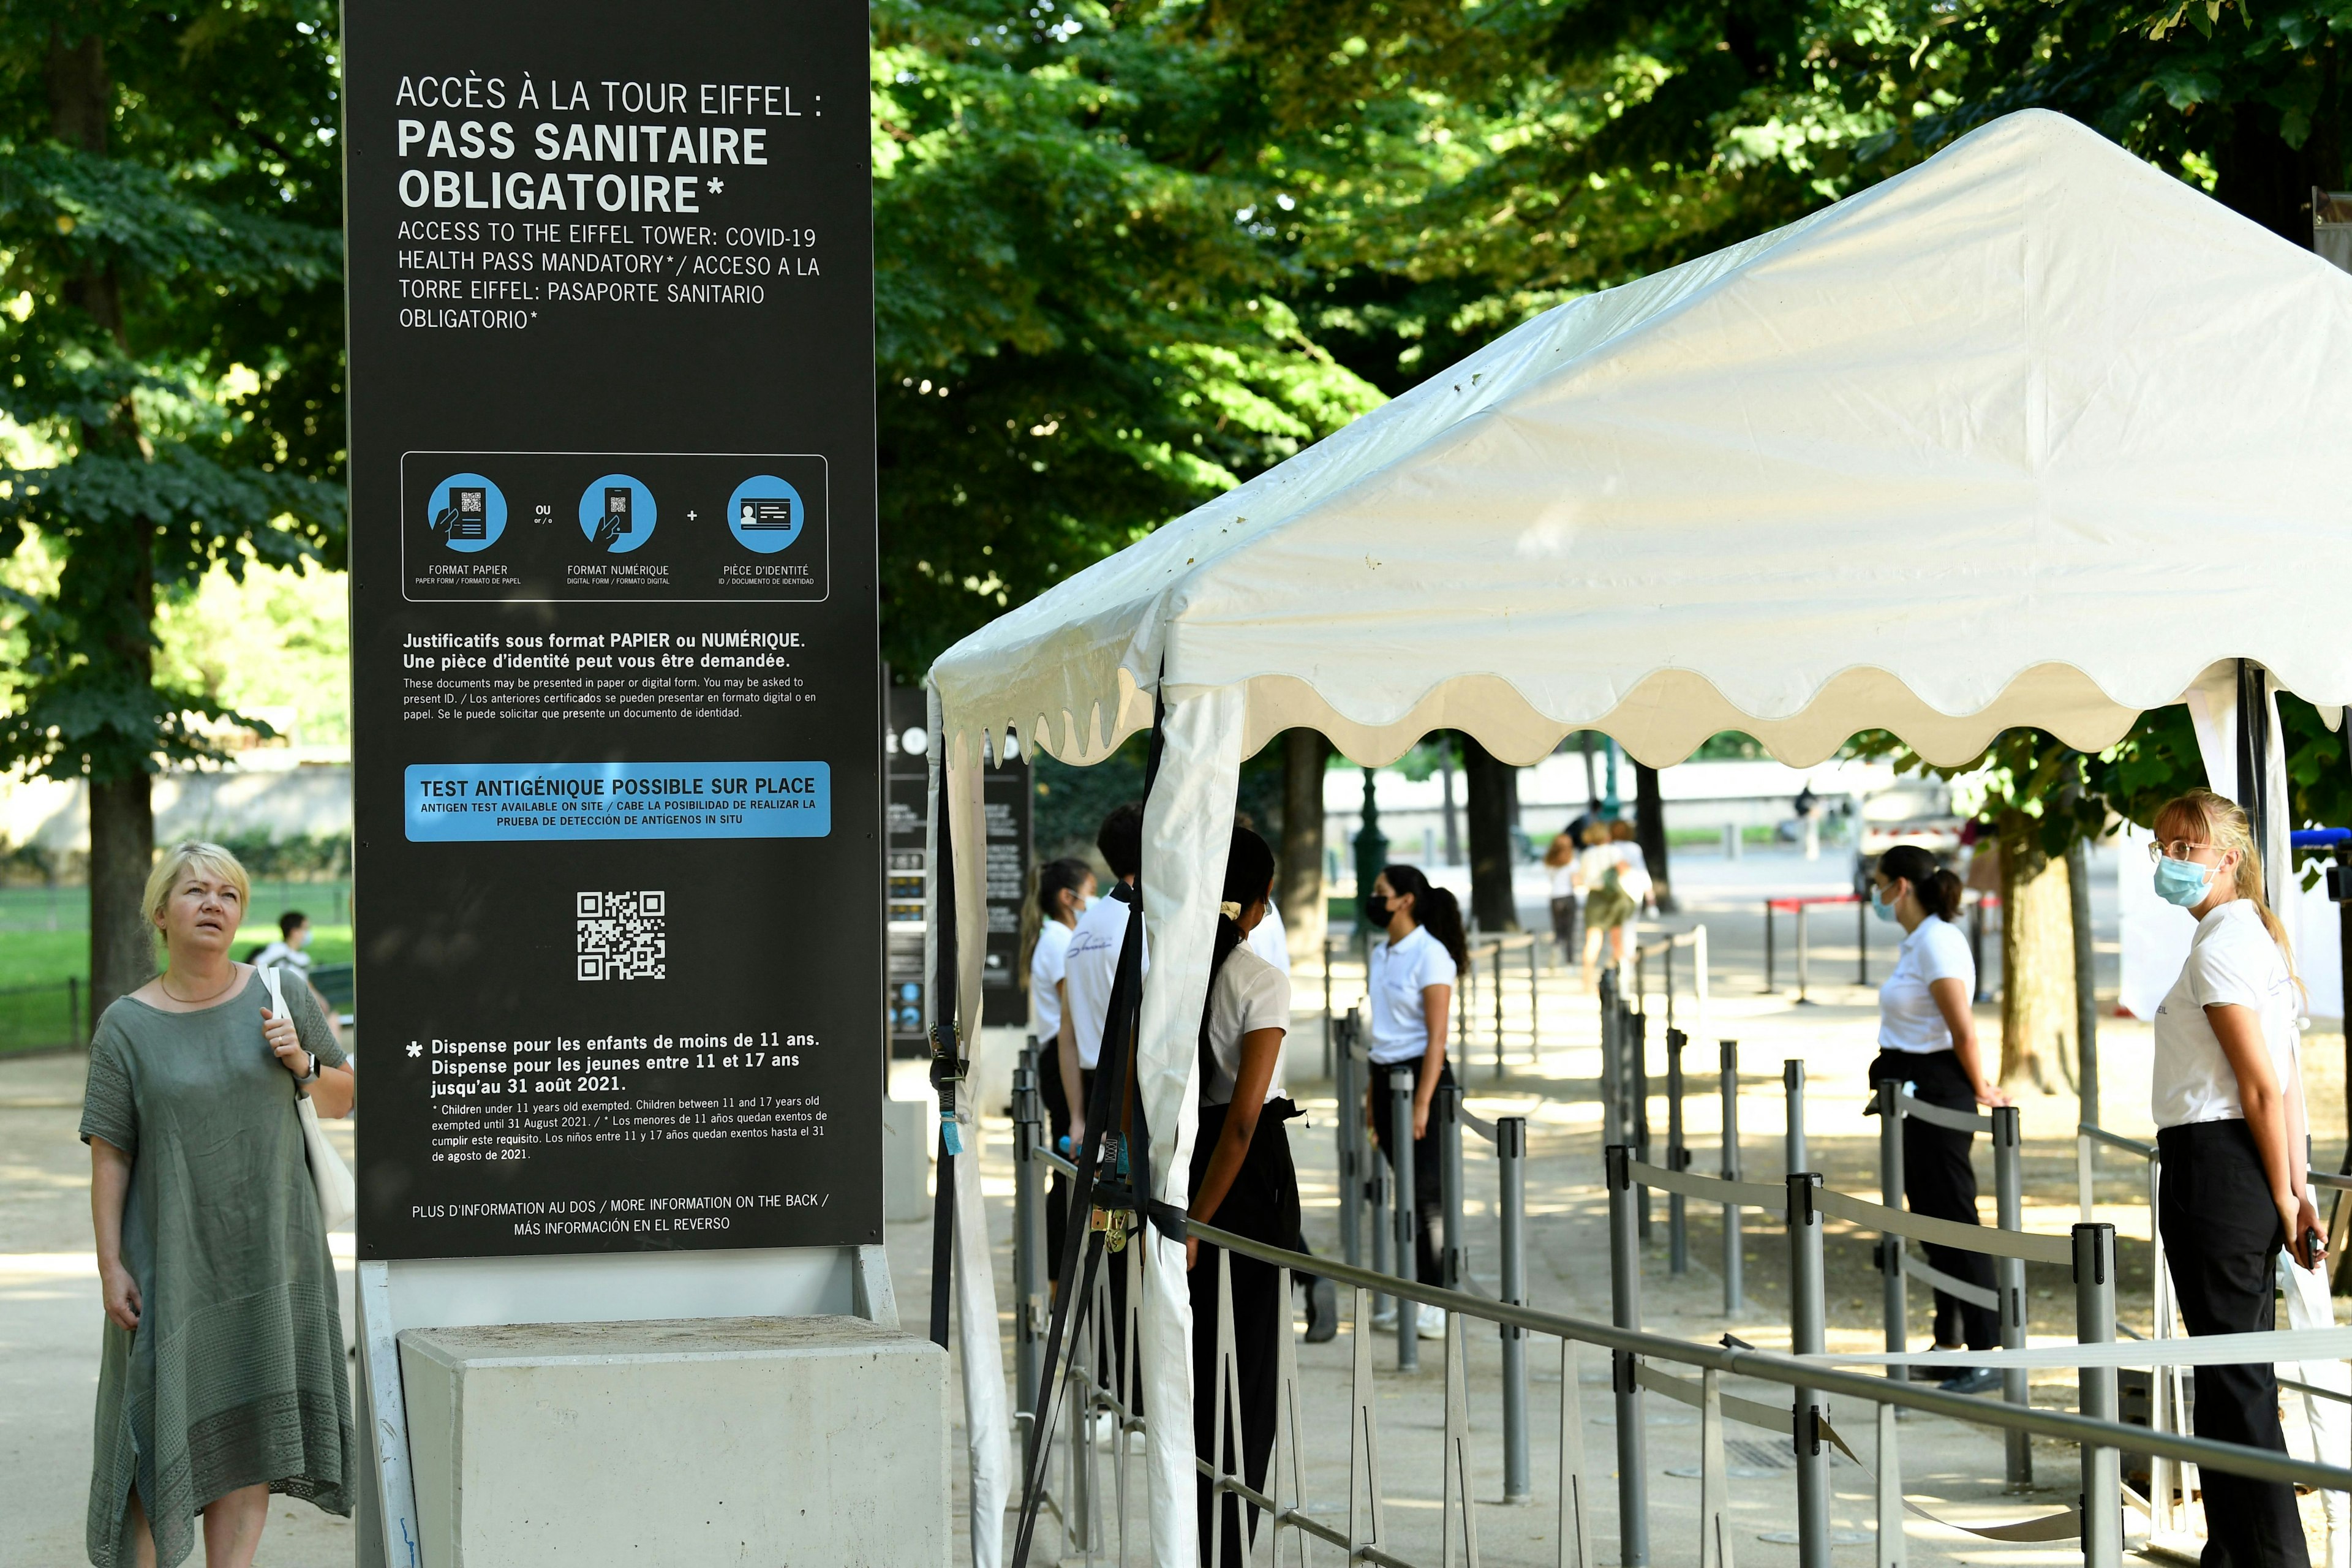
[
  {"xmin": 1056, "ymin": 802, "xmax": 1147, "ymax": 1433},
  {"xmin": 1362, "ymin": 862, "xmax": 1467, "ymax": 1339},
  {"xmin": 1865, "ymin": 843, "xmax": 2010, "ymax": 1392},
  {"xmin": 1029, "ymin": 856, "xmax": 1095, "ymax": 1295},
  {"xmin": 2148, "ymin": 789, "xmax": 2317, "ymax": 1568}
]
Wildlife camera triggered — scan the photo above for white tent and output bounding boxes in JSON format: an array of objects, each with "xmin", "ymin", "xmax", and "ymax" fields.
[{"xmin": 928, "ymin": 108, "xmax": 2352, "ymax": 1564}]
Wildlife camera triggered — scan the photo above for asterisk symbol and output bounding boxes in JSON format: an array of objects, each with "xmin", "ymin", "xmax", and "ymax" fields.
[
  {"xmin": 407, "ymin": 1042, "xmax": 423, "ymax": 1058},
  {"xmin": 708, "ymin": 179, "xmax": 725, "ymax": 194}
]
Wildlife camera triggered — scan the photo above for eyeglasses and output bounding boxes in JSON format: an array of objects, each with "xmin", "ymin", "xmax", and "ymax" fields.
[{"xmin": 2146, "ymin": 839, "xmax": 2215, "ymax": 864}]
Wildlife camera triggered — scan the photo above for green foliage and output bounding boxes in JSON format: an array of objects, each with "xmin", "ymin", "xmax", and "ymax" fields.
[
  {"xmin": 872, "ymin": 0, "xmax": 1390, "ymax": 671},
  {"xmin": 0, "ymin": 0, "xmax": 347, "ymax": 787}
]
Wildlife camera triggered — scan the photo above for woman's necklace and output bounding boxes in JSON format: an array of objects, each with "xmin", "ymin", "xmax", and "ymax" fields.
[{"xmin": 159, "ymin": 967, "xmax": 239, "ymax": 1006}]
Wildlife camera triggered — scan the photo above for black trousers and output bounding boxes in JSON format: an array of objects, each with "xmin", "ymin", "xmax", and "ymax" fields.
[
  {"xmin": 1191, "ymin": 1099, "xmax": 1303, "ymax": 1566},
  {"xmin": 1867, "ymin": 1049, "xmax": 1998, "ymax": 1351},
  {"xmin": 1369, "ymin": 1060, "xmax": 1453, "ymax": 1287},
  {"xmin": 1037, "ymin": 1053, "xmax": 1077, "ymax": 1288},
  {"xmin": 2158, "ymin": 1119, "xmax": 2309, "ymax": 1568},
  {"xmin": 1550, "ymin": 894, "xmax": 1581, "ymax": 964}
]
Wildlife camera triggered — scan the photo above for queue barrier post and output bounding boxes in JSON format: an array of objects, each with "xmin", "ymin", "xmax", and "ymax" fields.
[
  {"xmin": 1877, "ymin": 1079, "xmax": 1907, "ymax": 1376},
  {"xmin": 1322, "ymin": 934, "xmax": 1335, "ymax": 1080},
  {"xmin": 1789, "ymin": 1172, "xmax": 1831, "ymax": 1568},
  {"xmin": 1439, "ymin": 1082, "xmax": 1466, "ymax": 1292},
  {"xmin": 1491, "ymin": 941, "xmax": 1507, "ymax": 1079},
  {"xmin": 1011, "ymin": 1055, "xmax": 1046, "ymax": 1476},
  {"xmin": 1599, "ymin": 970, "xmax": 1624, "ymax": 1145},
  {"xmin": 1667, "ymin": 1029, "xmax": 1690, "ymax": 1275},
  {"xmin": 1784, "ymin": 1058, "xmax": 1808, "ymax": 1177},
  {"xmin": 1720, "ymin": 1039, "xmax": 1744, "ymax": 1314},
  {"xmin": 1498, "ymin": 1116, "xmax": 1531, "ymax": 1503},
  {"xmin": 1795, "ymin": 902, "xmax": 1812, "ymax": 1003},
  {"xmin": 1992, "ymin": 1104, "xmax": 2032, "ymax": 1490},
  {"xmin": 2075, "ymin": 1223, "xmax": 2122, "ymax": 1568},
  {"xmin": 1336, "ymin": 1009, "xmax": 1363, "ymax": 1272},
  {"xmin": 1632, "ymin": 1008, "xmax": 1653, "ymax": 1241},
  {"xmin": 1527, "ymin": 938, "xmax": 1541, "ymax": 1063},
  {"xmin": 1390, "ymin": 1066, "xmax": 1420, "ymax": 1372},
  {"xmin": 1607, "ymin": 1144, "xmax": 1649, "ymax": 1567}
]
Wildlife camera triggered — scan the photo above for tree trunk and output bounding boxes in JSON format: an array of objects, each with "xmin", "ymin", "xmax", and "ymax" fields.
[
  {"xmin": 1634, "ymin": 763, "xmax": 1675, "ymax": 914},
  {"xmin": 2212, "ymin": 74, "xmax": 2345, "ymax": 248},
  {"xmin": 1460, "ymin": 734, "xmax": 1519, "ymax": 932},
  {"xmin": 1996, "ymin": 809, "xmax": 2074, "ymax": 1091},
  {"xmin": 1279, "ymin": 729, "xmax": 1328, "ymax": 965},
  {"xmin": 50, "ymin": 21, "xmax": 157, "ymax": 1027},
  {"xmin": 89, "ymin": 778, "xmax": 157, "ymax": 1021}
]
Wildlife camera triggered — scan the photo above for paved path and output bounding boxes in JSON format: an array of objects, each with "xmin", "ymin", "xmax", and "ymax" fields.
[{"xmin": 5, "ymin": 847, "xmax": 2337, "ymax": 1566}]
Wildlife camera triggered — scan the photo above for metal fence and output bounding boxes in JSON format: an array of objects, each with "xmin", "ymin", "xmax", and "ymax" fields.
[
  {"xmin": 0, "ymin": 978, "xmax": 83, "ymax": 1054},
  {"xmin": 1003, "ymin": 1115, "xmax": 2352, "ymax": 1568}
]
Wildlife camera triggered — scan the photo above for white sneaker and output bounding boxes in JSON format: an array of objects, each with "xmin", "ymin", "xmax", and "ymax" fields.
[
  {"xmin": 1371, "ymin": 1306, "xmax": 1398, "ymax": 1330},
  {"xmin": 1417, "ymin": 1304, "xmax": 1446, "ymax": 1340}
]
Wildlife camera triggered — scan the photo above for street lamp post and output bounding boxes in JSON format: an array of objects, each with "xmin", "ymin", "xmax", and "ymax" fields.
[{"xmin": 1354, "ymin": 766, "xmax": 1387, "ymax": 954}]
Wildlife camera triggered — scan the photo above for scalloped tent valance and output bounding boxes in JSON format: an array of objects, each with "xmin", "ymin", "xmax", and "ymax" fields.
[{"xmin": 931, "ymin": 109, "xmax": 2352, "ymax": 769}]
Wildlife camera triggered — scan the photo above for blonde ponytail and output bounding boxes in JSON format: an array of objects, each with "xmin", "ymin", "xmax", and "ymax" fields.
[{"xmin": 2152, "ymin": 788, "xmax": 2302, "ymax": 998}]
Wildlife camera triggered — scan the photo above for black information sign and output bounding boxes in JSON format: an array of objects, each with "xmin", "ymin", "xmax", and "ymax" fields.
[
  {"xmin": 881, "ymin": 687, "xmax": 1030, "ymax": 1057},
  {"xmin": 345, "ymin": 0, "xmax": 880, "ymax": 1260}
]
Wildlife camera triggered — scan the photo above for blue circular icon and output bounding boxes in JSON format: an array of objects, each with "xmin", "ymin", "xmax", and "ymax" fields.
[
  {"xmin": 428, "ymin": 473, "xmax": 507, "ymax": 552},
  {"xmin": 578, "ymin": 474, "xmax": 657, "ymax": 554},
  {"xmin": 726, "ymin": 475, "xmax": 805, "ymax": 554}
]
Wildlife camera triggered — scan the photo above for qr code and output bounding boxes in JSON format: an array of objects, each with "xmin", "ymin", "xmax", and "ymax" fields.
[{"xmin": 576, "ymin": 891, "xmax": 666, "ymax": 980}]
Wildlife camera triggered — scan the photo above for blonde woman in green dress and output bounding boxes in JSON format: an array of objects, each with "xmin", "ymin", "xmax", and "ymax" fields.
[{"xmin": 81, "ymin": 842, "xmax": 355, "ymax": 1567}]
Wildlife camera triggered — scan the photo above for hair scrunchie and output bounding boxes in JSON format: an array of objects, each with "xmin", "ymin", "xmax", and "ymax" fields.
[{"xmin": 1218, "ymin": 900, "xmax": 1243, "ymax": 920}]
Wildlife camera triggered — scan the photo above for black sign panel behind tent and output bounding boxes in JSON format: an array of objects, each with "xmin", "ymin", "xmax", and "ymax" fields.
[
  {"xmin": 344, "ymin": 1, "xmax": 880, "ymax": 1261},
  {"xmin": 883, "ymin": 685, "xmax": 1030, "ymax": 1057}
]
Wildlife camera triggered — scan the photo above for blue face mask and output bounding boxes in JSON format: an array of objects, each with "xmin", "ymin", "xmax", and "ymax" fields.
[
  {"xmin": 1869, "ymin": 885, "xmax": 1900, "ymax": 923},
  {"xmin": 2153, "ymin": 855, "xmax": 2215, "ymax": 908}
]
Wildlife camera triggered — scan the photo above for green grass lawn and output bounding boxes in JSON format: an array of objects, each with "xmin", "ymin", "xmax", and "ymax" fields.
[{"xmin": 0, "ymin": 925, "xmax": 354, "ymax": 993}]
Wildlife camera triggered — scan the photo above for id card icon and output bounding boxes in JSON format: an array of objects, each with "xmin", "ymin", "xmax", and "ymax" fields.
[
  {"xmin": 738, "ymin": 498, "xmax": 794, "ymax": 531},
  {"xmin": 450, "ymin": 485, "xmax": 488, "ymax": 540}
]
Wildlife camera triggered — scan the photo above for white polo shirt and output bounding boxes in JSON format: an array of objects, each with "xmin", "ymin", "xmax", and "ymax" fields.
[
  {"xmin": 1877, "ymin": 916, "xmax": 1975, "ymax": 1053},
  {"xmin": 1366, "ymin": 926, "xmax": 1458, "ymax": 1066},
  {"xmin": 2152, "ymin": 899, "xmax": 2301, "ymax": 1131},
  {"xmin": 1030, "ymin": 919, "xmax": 1074, "ymax": 1043},
  {"xmin": 1202, "ymin": 948, "xmax": 1291, "ymax": 1106},
  {"xmin": 1063, "ymin": 886, "xmax": 1147, "ymax": 1069},
  {"xmin": 1246, "ymin": 899, "xmax": 1291, "ymax": 974}
]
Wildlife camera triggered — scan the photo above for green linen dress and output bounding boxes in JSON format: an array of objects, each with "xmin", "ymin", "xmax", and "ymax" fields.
[{"xmin": 78, "ymin": 971, "xmax": 353, "ymax": 1568}]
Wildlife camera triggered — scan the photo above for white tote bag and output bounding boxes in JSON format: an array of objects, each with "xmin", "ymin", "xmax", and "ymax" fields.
[{"xmin": 264, "ymin": 965, "xmax": 355, "ymax": 1231}]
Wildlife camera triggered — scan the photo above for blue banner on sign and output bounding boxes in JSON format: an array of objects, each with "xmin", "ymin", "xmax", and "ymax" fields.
[{"xmin": 404, "ymin": 762, "xmax": 831, "ymax": 842}]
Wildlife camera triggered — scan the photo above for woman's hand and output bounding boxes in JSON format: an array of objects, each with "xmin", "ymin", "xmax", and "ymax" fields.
[
  {"xmin": 1186, "ymin": 1235, "xmax": 1199, "ymax": 1271},
  {"xmin": 263, "ymin": 1007, "xmax": 310, "ymax": 1082},
  {"xmin": 1973, "ymin": 1080, "xmax": 2013, "ymax": 1109},
  {"xmin": 2283, "ymin": 1191, "xmax": 2324, "ymax": 1269},
  {"xmin": 1413, "ymin": 1097, "xmax": 1432, "ymax": 1140},
  {"xmin": 100, "ymin": 1261, "xmax": 141, "ymax": 1332}
]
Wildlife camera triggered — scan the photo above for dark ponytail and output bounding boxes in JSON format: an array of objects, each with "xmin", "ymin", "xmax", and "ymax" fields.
[
  {"xmin": 1034, "ymin": 856, "xmax": 1093, "ymax": 922},
  {"xmin": 1199, "ymin": 826, "xmax": 1278, "ymax": 1058},
  {"xmin": 1381, "ymin": 862, "xmax": 1470, "ymax": 973},
  {"xmin": 1877, "ymin": 844, "xmax": 1962, "ymax": 922}
]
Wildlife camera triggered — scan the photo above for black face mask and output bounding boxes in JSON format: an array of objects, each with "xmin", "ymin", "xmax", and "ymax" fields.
[{"xmin": 1361, "ymin": 892, "xmax": 1390, "ymax": 927}]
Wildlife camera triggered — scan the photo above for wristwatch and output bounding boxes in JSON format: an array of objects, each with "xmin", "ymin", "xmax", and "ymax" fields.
[{"xmin": 298, "ymin": 1052, "xmax": 320, "ymax": 1085}]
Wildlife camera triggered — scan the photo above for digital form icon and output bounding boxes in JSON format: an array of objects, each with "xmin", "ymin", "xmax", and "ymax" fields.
[
  {"xmin": 726, "ymin": 475, "xmax": 806, "ymax": 553},
  {"xmin": 577, "ymin": 474, "xmax": 657, "ymax": 554},
  {"xmin": 426, "ymin": 473, "xmax": 507, "ymax": 552}
]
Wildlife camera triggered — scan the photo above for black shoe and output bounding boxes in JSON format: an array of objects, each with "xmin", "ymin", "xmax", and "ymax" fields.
[
  {"xmin": 1937, "ymin": 1367, "xmax": 2002, "ymax": 1396},
  {"xmin": 1909, "ymin": 1347, "xmax": 1965, "ymax": 1381},
  {"xmin": 1303, "ymin": 1278, "xmax": 1338, "ymax": 1344}
]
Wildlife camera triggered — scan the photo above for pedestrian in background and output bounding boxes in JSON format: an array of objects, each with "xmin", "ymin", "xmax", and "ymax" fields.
[
  {"xmin": 1864, "ymin": 843, "xmax": 2008, "ymax": 1393},
  {"xmin": 1362, "ymin": 862, "xmax": 1466, "ymax": 1337},
  {"xmin": 1544, "ymin": 831, "xmax": 1581, "ymax": 967},
  {"xmin": 2147, "ymin": 789, "xmax": 2316, "ymax": 1568},
  {"xmin": 1028, "ymin": 856, "xmax": 1095, "ymax": 1294},
  {"xmin": 1185, "ymin": 826, "xmax": 1300, "ymax": 1563},
  {"xmin": 82, "ymin": 842, "xmax": 354, "ymax": 1568}
]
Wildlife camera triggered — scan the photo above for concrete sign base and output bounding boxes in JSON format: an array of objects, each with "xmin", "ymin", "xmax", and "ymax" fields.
[{"xmin": 398, "ymin": 1314, "xmax": 947, "ymax": 1565}]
